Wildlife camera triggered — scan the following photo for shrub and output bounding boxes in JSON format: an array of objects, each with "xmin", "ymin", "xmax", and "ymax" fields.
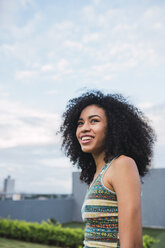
[
  {"xmin": 47, "ymin": 218, "xmax": 61, "ymax": 226},
  {"xmin": 143, "ymin": 234, "xmax": 159, "ymax": 248},
  {"xmin": 0, "ymin": 217, "xmax": 84, "ymax": 248}
]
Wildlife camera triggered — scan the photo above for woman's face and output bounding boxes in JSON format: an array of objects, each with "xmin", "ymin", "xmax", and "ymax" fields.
[{"xmin": 76, "ymin": 104, "xmax": 108, "ymax": 156}]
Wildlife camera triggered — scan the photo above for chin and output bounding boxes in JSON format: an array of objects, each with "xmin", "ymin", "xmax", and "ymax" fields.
[
  {"xmin": 81, "ymin": 146, "xmax": 105, "ymax": 156},
  {"xmin": 82, "ymin": 148, "xmax": 92, "ymax": 153},
  {"xmin": 81, "ymin": 146, "xmax": 93, "ymax": 153}
]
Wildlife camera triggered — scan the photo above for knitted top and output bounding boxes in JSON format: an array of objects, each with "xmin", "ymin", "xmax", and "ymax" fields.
[{"xmin": 81, "ymin": 156, "xmax": 120, "ymax": 248}]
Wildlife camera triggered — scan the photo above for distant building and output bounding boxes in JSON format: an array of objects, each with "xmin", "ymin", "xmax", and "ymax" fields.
[
  {"xmin": 12, "ymin": 194, "xmax": 21, "ymax": 201},
  {"xmin": 3, "ymin": 175, "xmax": 15, "ymax": 199}
]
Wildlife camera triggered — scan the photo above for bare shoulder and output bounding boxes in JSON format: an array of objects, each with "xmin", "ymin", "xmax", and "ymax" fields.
[
  {"xmin": 113, "ymin": 155, "xmax": 139, "ymax": 174},
  {"xmin": 111, "ymin": 155, "xmax": 141, "ymax": 186}
]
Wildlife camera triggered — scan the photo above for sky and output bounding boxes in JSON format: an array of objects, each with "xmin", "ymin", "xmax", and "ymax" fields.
[{"xmin": 0, "ymin": 0, "xmax": 165, "ymax": 194}]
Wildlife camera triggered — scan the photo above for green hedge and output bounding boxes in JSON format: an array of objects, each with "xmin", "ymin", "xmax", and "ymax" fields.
[
  {"xmin": 143, "ymin": 234, "xmax": 159, "ymax": 248},
  {"xmin": 0, "ymin": 218, "xmax": 159, "ymax": 248},
  {"xmin": 0, "ymin": 218, "xmax": 84, "ymax": 248}
]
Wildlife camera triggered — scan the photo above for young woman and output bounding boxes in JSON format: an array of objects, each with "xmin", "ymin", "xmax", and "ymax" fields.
[{"xmin": 59, "ymin": 90, "xmax": 156, "ymax": 248}]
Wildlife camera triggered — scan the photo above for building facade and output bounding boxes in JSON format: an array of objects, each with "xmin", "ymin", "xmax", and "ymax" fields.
[{"xmin": 2, "ymin": 175, "xmax": 15, "ymax": 199}]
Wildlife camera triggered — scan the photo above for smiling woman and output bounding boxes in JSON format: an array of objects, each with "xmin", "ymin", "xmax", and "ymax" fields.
[
  {"xmin": 76, "ymin": 105, "xmax": 107, "ymax": 155},
  {"xmin": 59, "ymin": 90, "xmax": 156, "ymax": 248}
]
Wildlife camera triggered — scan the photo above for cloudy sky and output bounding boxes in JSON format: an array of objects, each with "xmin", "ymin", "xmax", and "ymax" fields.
[{"xmin": 0, "ymin": 0, "xmax": 165, "ymax": 194}]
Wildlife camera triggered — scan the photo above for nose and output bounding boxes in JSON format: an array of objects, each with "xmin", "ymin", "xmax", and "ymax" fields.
[{"xmin": 81, "ymin": 121, "xmax": 91, "ymax": 132}]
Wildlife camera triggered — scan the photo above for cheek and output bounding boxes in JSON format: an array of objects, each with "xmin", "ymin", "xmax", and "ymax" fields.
[
  {"xmin": 103, "ymin": 125, "xmax": 108, "ymax": 135},
  {"xmin": 96, "ymin": 125, "xmax": 107, "ymax": 135},
  {"xmin": 99, "ymin": 126, "xmax": 107, "ymax": 140},
  {"xmin": 103, "ymin": 127, "xmax": 108, "ymax": 139}
]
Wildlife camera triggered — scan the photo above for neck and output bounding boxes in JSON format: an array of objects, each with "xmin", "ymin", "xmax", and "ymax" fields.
[{"xmin": 92, "ymin": 151, "xmax": 106, "ymax": 172}]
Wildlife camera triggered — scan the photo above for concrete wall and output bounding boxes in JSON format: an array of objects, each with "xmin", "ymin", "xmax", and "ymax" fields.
[
  {"xmin": 72, "ymin": 172, "xmax": 88, "ymax": 222},
  {"xmin": 0, "ymin": 198, "xmax": 73, "ymax": 224},
  {"xmin": 141, "ymin": 169, "xmax": 165, "ymax": 228}
]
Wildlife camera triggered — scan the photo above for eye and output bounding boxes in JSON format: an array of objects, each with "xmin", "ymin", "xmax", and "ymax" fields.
[
  {"xmin": 91, "ymin": 119, "xmax": 99, "ymax": 123},
  {"xmin": 77, "ymin": 121, "xmax": 83, "ymax": 126}
]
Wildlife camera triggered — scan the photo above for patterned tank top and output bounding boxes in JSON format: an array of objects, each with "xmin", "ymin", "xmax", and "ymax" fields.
[{"xmin": 81, "ymin": 156, "xmax": 120, "ymax": 248}]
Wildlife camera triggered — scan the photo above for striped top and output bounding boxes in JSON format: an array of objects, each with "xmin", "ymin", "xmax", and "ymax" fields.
[{"xmin": 81, "ymin": 157, "xmax": 120, "ymax": 248}]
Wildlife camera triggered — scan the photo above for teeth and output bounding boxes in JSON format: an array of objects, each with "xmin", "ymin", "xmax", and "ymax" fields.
[{"xmin": 81, "ymin": 136, "xmax": 93, "ymax": 141}]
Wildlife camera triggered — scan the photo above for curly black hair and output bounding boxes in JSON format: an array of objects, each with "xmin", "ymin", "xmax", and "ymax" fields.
[{"xmin": 59, "ymin": 90, "xmax": 156, "ymax": 185}]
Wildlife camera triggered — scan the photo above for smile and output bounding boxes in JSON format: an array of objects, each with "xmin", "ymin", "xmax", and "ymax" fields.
[{"xmin": 80, "ymin": 135, "xmax": 94, "ymax": 144}]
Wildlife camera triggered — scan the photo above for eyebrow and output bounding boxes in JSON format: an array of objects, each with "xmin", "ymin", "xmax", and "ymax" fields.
[{"xmin": 78, "ymin": 114, "xmax": 102, "ymax": 120}]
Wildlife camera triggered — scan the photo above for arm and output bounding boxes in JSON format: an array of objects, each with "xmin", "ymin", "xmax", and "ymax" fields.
[{"xmin": 111, "ymin": 156, "xmax": 143, "ymax": 248}]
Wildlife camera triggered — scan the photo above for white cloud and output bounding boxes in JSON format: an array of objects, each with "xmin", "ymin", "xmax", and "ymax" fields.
[
  {"xmin": 57, "ymin": 59, "xmax": 68, "ymax": 72},
  {"xmin": 41, "ymin": 64, "xmax": 54, "ymax": 72},
  {"xmin": 38, "ymin": 157, "xmax": 72, "ymax": 168},
  {"xmin": 153, "ymin": 22, "xmax": 163, "ymax": 29},
  {"xmin": 0, "ymin": 99, "xmax": 61, "ymax": 148},
  {"xmin": 108, "ymin": 42, "xmax": 157, "ymax": 66},
  {"xmin": 103, "ymin": 74, "xmax": 116, "ymax": 81},
  {"xmin": 46, "ymin": 90, "xmax": 58, "ymax": 95},
  {"xmin": 138, "ymin": 102, "xmax": 165, "ymax": 147},
  {"xmin": 64, "ymin": 40, "xmax": 83, "ymax": 50},
  {"xmin": 1, "ymin": 44, "xmax": 12, "ymax": 51},
  {"xmin": 82, "ymin": 5, "xmax": 96, "ymax": 21},
  {"xmin": 92, "ymin": 0, "xmax": 101, "ymax": 5},
  {"xmin": 1, "ymin": 3, "xmax": 164, "ymax": 88},
  {"xmin": 142, "ymin": 7, "xmax": 163, "ymax": 21},
  {"xmin": 137, "ymin": 102, "xmax": 155, "ymax": 109},
  {"xmin": 54, "ymin": 21, "xmax": 74, "ymax": 30},
  {"xmin": 56, "ymin": 59, "xmax": 73, "ymax": 74},
  {"xmin": 82, "ymin": 33, "xmax": 100, "ymax": 43},
  {"xmin": 0, "ymin": 0, "xmax": 36, "ymax": 29},
  {"xmin": 20, "ymin": 0, "xmax": 34, "ymax": 8},
  {"xmin": 12, "ymin": 13, "xmax": 42, "ymax": 39},
  {"xmin": 51, "ymin": 74, "xmax": 61, "ymax": 81},
  {"xmin": 16, "ymin": 70, "xmax": 38, "ymax": 80},
  {"xmin": 0, "ymin": 89, "xmax": 10, "ymax": 97},
  {"xmin": 29, "ymin": 176, "xmax": 72, "ymax": 193}
]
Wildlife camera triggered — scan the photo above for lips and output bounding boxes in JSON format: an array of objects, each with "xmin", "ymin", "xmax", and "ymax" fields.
[
  {"xmin": 80, "ymin": 135, "xmax": 94, "ymax": 141},
  {"xmin": 80, "ymin": 135, "xmax": 94, "ymax": 144}
]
